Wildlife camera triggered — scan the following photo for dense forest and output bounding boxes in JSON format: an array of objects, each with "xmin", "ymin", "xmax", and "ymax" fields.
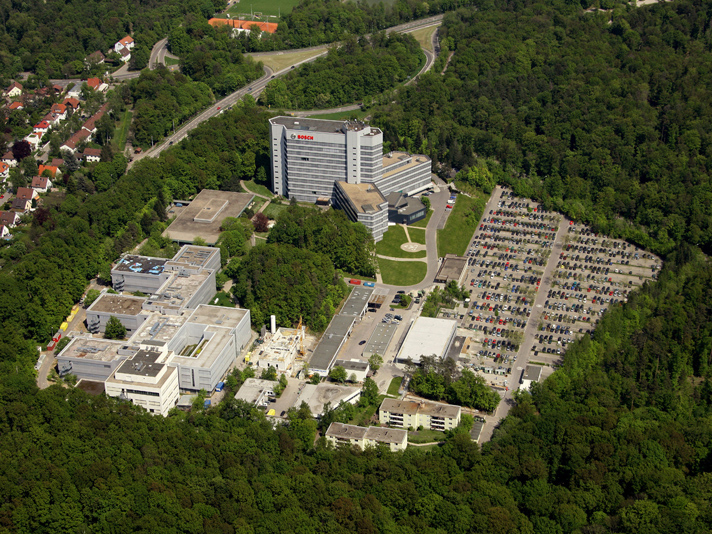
[
  {"xmin": 267, "ymin": 205, "xmax": 378, "ymax": 277},
  {"xmin": 1, "ymin": 0, "xmax": 712, "ymax": 531},
  {"xmin": 377, "ymin": 0, "xmax": 712, "ymax": 257},
  {"xmin": 260, "ymin": 33, "xmax": 422, "ymax": 110},
  {"xmin": 1, "ymin": 248, "xmax": 712, "ymax": 532},
  {"xmin": 0, "ymin": 0, "xmax": 226, "ymax": 80},
  {"xmin": 231, "ymin": 242, "xmax": 348, "ymax": 331}
]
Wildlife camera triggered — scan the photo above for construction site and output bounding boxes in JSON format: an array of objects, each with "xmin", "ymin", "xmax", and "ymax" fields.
[{"xmin": 251, "ymin": 320, "xmax": 307, "ymax": 376}]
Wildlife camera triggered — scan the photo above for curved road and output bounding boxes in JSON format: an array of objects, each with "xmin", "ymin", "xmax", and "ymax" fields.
[{"xmin": 127, "ymin": 15, "xmax": 442, "ymax": 167}]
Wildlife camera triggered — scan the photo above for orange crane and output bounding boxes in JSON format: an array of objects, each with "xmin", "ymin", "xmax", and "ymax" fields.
[{"xmin": 297, "ymin": 316, "xmax": 305, "ymax": 356}]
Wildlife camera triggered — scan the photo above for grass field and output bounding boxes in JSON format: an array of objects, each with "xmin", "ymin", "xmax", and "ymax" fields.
[
  {"xmin": 408, "ymin": 228, "xmax": 426, "ymax": 245},
  {"xmin": 262, "ymin": 202, "xmax": 289, "ymax": 220},
  {"xmin": 242, "ymin": 180, "xmax": 273, "ymax": 198},
  {"xmin": 376, "ymin": 225, "xmax": 427, "ymax": 258},
  {"xmin": 379, "ymin": 258, "xmax": 427, "ymax": 286},
  {"xmin": 406, "ymin": 25, "xmax": 438, "ymax": 53},
  {"xmin": 437, "ymin": 192, "xmax": 487, "ymax": 257},
  {"xmin": 212, "ymin": 291, "xmax": 236, "ymax": 307},
  {"xmin": 113, "ymin": 109, "xmax": 131, "ymax": 152},
  {"xmin": 410, "ymin": 209, "xmax": 433, "ymax": 228},
  {"xmin": 219, "ymin": 0, "xmax": 301, "ymax": 20},
  {"xmin": 408, "ymin": 428, "xmax": 446, "ymax": 444},
  {"xmin": 387, "ymin": 377, "xmax": 402, "ymax": 396},
  {"xmin": 164, "ymin": 56, "xmax": 180, "ymax": 66},
  {"xmin": 252, "ymin": 48, "xmax": 326, "ymax": 72},
  {"xmin": 306, "ymin": 108, "xmax": 370, "ymax": 121}
]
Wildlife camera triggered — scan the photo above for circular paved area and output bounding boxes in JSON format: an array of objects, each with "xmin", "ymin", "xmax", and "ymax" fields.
[{"xmin": 401, "ymin": 242, "xmax": 427, "ymax": 252}]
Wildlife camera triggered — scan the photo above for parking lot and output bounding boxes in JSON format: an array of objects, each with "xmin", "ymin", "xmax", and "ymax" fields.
[{"xmin": 447, "ymin": 187, "xmax": 662, "ymax": 387}]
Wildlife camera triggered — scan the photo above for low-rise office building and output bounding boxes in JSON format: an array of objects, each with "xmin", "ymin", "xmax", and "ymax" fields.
[
  {"xmin": 325, "ymin": 422, "xmax": 408, "ymax": 452},
  {"xmin": 86, "ymin": 294, "xmax": 148, "ymax": 334},
  {"xmin": 333, "ymin": 359, "xmax": 370, "ymax": 383},
  {"xmin": 234, "ymin": 378, "xmax": 277, "ymax": 407},
  {"xmin": 293, "ymin": 383, "xmax": 361, "ymax": 417},
  {"xmin": 386, "ymin": 192, "xmax": 427, "ymax": 225},
  {"xmin": 379, "ymin": 398, "xmax": 461, "ymax": 431},
  {"xmin": 334, "ymin": 182, "xmax": 388, "ymax": 242},
  {"xmin": 104, "ymin": 349, "xmax": 180, "ymax": 416}
]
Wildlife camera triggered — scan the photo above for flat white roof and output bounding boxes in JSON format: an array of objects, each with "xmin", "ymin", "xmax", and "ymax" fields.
[{"xmin": 397, "ymin": 317, "xmax": 458, "ymax": 363}]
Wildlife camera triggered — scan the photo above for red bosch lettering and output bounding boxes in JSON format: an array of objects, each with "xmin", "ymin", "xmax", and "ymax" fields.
[{"xmin": 297, "ymin": 135, "xmax": 314, "ymax": 140}]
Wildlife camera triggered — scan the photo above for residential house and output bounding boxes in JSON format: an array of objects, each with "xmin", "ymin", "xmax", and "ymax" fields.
[
  {"xmin": 63, "ymin": 97, "xmax": 80, "ymax": 111},
  {"xmin": 114, "ymin": 35, "xmax": 135, "ymax": 54},
  {"xmin": 43, "ymin": 112, "xmax": 62, "ymax": 126},
  {"xmin": 82, "ymin": 103, "xmax": 109, "ymax": 134},
  {"xmin": 38, "ymin": 165, "xmax": 58, "ymax": 178},
  {"xmin": 5, "ymin": 81, "xmax": 22, "ymax": 98},
  {"xmin": 86, "ymin": 78, "xmax": 107, "ymax": 92},
  {"xmin": 0, "ymin": 211, "xmax": 20, "ymax": 228},
  {"xmin": 118, "ymin": 48, "xmax": 131, "ymax": 63},
  {"xmin": 49, "ymin": 158, "xmax": 64, "ymax": 168},
  {"xmin": 0, "ymin": 162, "xmax": 8, "ymax": 180},
  {"xmin": 61, "ymin": 129, "xmax": 90, "ymax": 153},
  {"xmin": 379, "ymin": 398, "xmax": 461, "ymax": 432},
  {"xmin": 33, "ymin": 120, "xmax": 50, "ymax": 135},
  {"xmin": 31, "ymin": 175, "xmax": 52, "ymax": 193},
  {"xmin": 50, "ymin": 103, "xmax": 67, "ymax": 120},
  {"xmin": 1, "ymin": 152, "xmax": 17, "ymax": 167},
  {"xmin": 24, "ymin": 132, "xmax": 43, "ymax": 150},
  {"xmin": 8, "ymin": 101, "xmax": 23, "ymax": 111},
  {"xmin": 0, "ymin": 225, "xmax": 8, "ymax": 239},
  {"xmin": 85, "ymin": 51, "xmax": 105, "ymax": 66},
  {"xmin": 52, "ymin": 84, "xmax": 64, "ymax": 95},
  {"xmin": 82, "ymin": 148, "xmax": 102, "ymax": 163},
  {"xmin": 12, "ymin": 187, "xmax": 38, "ymax": 212}
]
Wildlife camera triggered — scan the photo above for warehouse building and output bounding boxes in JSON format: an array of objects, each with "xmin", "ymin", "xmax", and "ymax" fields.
[
  {"xmin": 379, "ymin": 398, "xmax": 461, "ymax": 431},
  {"xmin": 325, "ymin": 422, "xmax": 408, "ymax": 452},
  {"xmin": 395, "ymin": 317, "xmax": 458, "ymax": 364}
]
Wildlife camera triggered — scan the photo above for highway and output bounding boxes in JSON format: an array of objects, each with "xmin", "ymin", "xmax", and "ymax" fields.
[{"xmin": 127, "ymin": 14, "xmax": 443, "ymax": 167}]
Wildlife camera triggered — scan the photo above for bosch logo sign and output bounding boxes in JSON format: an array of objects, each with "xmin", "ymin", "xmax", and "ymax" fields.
[
  {"xmin": 297, "ymin": 135, "xmax": 314, "ymax": 140},
  {"xmin": 290, "ymin": 134, "xmax": 296, "ymax": 139}
]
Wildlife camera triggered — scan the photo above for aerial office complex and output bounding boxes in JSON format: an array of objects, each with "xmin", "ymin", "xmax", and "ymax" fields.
[{"xmin": 269, "ymin": 116, "xmax": 432, "ymax": 241}]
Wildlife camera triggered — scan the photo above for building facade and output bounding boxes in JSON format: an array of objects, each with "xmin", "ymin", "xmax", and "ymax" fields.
[
  {"xmin": 379, "ymin": 398, "xmax": 461, "ymax": 431},
  {"xmin": 334, "ymin": 181, "xmax": 389, "ymax": 242},
  {"xmin": 325, "ymin": 422, "xmax": 408, "ymax": 452}
]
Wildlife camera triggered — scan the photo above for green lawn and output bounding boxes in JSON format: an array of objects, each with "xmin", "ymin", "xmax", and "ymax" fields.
[
  {"xmin": 164, "ymin": 56, "xmax": 180, "ymax": 66},
  {"xmin": 379, "ymin": 258, "xmax": 427, "ymax": 286},
  {"xmin": 242, "ymin": 180, "xmax": 273, "ymax": 198},
  {"xmin": 262, "ymin": 202, "xmax": 289, "ymax": 220},
  {"xmin": 387, "ymin": 376, "xmax": 402, "ymax": 396},
  {"xmin": 410, "ymin": 209, "xmax": 433, "ymax": 228},
  {"xmin": 408, "ymin": 229, "xmax": 426, "ymax": 245},
  {"xmin": 250, "ymin": 197, "xmax": 266, "ymax": 213},
  {"xmin": 113, "ymin": 109, "xmax": 131, "ymax": 153},
  {"xmin": 306, "ymin": 108, "xmax": 370, "ymax": 121},
  {"xmin": 408, "ymin": 428, "xmax": 447, "ymax": 444},
  {"xmin": 211, "ymin": 291, "xmax": 236, "ymax": 307},
  {"xmin": 221, "ymin": 0, "xmax": 301, "ymax": 20},
  {"xmin": 376, "ymin": 225, "xmax": 427, "ymax": 259},
  {"xmin": 437, "ymin": 192, "xmax": 487, "ymax": 257}
]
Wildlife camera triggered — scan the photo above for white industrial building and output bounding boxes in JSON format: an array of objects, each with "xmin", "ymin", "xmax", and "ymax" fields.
[
  {"xmin": 104, "ymin": 349, "xmax": 180, "ymax": 416},
  {"xmin": 325, "ymin": 422, "xmax": 408, "ymax": 452},
  {"xmin": 520, "ymin": 365, "xmax": 543, "ymax": 392},
  {"xmin": 234, "ymin": 378, "xmax": 277, "ymax": 407},
  {"xmin": 395, "ymin": 317, "xmax": 458, "ymax": 364},
  {"xmin": 333, "ymin": 359, "xmax": 370, "ymax": 383},
  {"xmin": 269, "ymin": 117, "xmax": 432, "ymax": 241}
]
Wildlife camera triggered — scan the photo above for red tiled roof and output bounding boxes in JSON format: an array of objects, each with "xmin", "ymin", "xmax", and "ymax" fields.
[
  {"xmin": 32, "ymin": 176, "xmax": 50, "ymax": 189},
  {"xmin": 0, "ymin": 162, "xmax": 8, "ymax": 173},
  {"xmin": 83, "ymin": 148, "xmax": 102, "ymax": 158},
  {"xmin": 51, "ymin": 103, "xmax": 67, "ymax": 114},
  {"xmin": 2, "ymin": 151, "xmax": 16, "ymax": 162},
  {"xmin": 8, "ymin": 102, "xmax": 23, "ymax": 110},
  {"xmin": 63, "ymin": 97, "xmax": 80, "ymax": 109},
  {"xmin": 38, "ymin": 165, "xmax": 57, "ymax": 177},
  {"xmin": 5, "ymin": 81, "xmax": 22, "ymax": 92},
  {"xmin": 208, "ymin": 18, "xmax": 278, "ymax": 33},
  {"xmin": 35, "ymin": 120, "xmax": 50, "ymax": 129},
  {"xmin": 0, "ymin": 211, "xmax": 17, "ymax": 225},
  {"xmin": 86, "ymin": 78, "xmax": 102, "ymax": 90},
  {"xmin": 50, "ymin": 158, "xmax": 64, "ymax": 168},
  {"xmin": 62, "ymin": 129, "xmax": 90, "ymax": 150},
  {"xmin": 16, "ymin": 187, "xmax": 35, "ymax": 200}
]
